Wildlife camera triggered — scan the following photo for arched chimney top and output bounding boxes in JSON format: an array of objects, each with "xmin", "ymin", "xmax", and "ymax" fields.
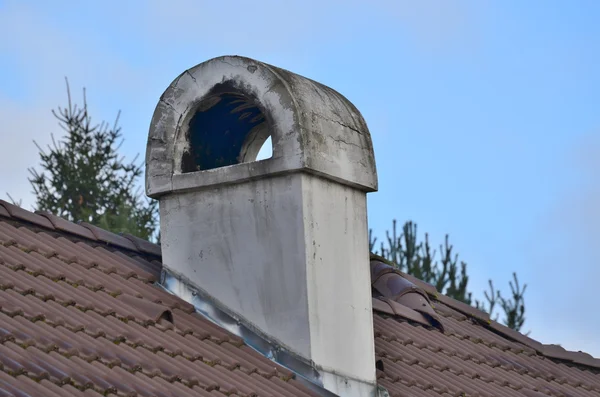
[{"xmin": 146, "ymin": 55, "xmax": 378, "ymax": 197}]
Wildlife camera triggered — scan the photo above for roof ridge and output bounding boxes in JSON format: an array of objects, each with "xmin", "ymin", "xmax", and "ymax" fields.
[
  {"xmin": 368, "ymin": 254, "xmax": 600, "ymax": 369},
  {"xmin": 0, "ymin": 199, "xmax": 161, "ymax": 258}
]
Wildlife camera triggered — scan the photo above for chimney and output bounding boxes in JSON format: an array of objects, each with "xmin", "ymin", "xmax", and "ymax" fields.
[{"xmin": 146, "ymin": 56, "xmax": 379, "ymax": 396}]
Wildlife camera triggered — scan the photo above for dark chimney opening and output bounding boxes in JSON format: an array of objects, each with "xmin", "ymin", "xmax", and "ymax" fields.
[{"xmin": 181, "ymin": 83, "xmax": 271, "ymax": 173}]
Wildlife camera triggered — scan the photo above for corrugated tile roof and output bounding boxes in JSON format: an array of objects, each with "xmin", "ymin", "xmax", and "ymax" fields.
[
  {"xmin": 0, "ymin": 200, "xmax": 321, "ymax": 397},
  {"xmin": 370, "ymin": 258, "xmax": 600, "ymax": 396},
  {"xmin": 0, "ymin": 199, "xmax": 598, "ymax": 396}
]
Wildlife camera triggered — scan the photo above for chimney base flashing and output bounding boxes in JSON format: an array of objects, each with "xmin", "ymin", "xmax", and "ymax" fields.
[{"xmin": 160, "ymin": 268, "xmax": 380, "ymax": 397}]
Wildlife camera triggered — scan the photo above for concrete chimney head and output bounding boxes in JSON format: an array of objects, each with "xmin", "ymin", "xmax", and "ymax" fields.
[
  {"xmin": 146, "ymin": 56, "xmax": 377, "ymax": 197},
  {"xmin": 146, "ymin": 56, "xmax": 378, "ymax": 396}
]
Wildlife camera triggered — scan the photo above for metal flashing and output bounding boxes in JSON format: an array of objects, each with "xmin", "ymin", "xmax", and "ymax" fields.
[{"xmin": 160, "ymin": 268, "xmax": 343, "ymax": 397}]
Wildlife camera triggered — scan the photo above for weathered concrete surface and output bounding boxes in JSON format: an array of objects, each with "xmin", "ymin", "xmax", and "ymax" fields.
[
  {"xmin": 147, "ymin": 56, "xmax": 379, "ymax": 396},
  {"xmin": 146, "ymin": 56, "xmax": 377, "ymax": 197},
  {"xmin": 159, "ymin": 174, "xmax": 376, "ymax": 395}
]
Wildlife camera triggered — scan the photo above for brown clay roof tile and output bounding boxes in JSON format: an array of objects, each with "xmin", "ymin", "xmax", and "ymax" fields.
[
  {"xmin": 374, "ymin": 300, "xmax": 600, "ymax": 396},
  {"xmin": 1, "ymin": 207, "xmax": 599, "ymax": 396},
  {"xmin": 369, "ymin": 257, "xmax": 600, "ymax": 396},
  {"xmin": 0, "ymin": 204, "xmax": 10, "ymax": 218},
  {"xmin": 78, "ymin": 222, "xmax": 139, "ymax": 252},
  {"xmin": 0, "ymin": 214, "xmax": 322, "ymax": 397},
  {"xmin": 121, "ymin": 232, "xmax": 162, "ymax": 257},
  {"xmin": 371, "ymin": 259, "xmax": 444, "ymax": 332},
  {"xmin": 0, "ymin": 200, "xmax": 55, "ymax": 230},
  {"xmin": 35, "ymin": 210, "xmax": 98, "ymax": 240}
]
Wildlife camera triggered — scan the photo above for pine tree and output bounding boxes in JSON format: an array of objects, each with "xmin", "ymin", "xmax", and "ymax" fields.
[
  {"xmin": 27, "ymin": 79, "xmax": 158, "ymax": 240},
  {"xmin": 370, "ymin": 220, "xmax": 527, "ymax": 331}
]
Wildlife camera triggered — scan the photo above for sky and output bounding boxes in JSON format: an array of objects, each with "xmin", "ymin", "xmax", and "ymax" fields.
[{"xmin": 1, "ymin": 0, "xmax": 599, "ymax": 356}]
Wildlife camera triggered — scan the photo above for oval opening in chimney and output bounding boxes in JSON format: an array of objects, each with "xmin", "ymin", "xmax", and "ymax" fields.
[{"xmin": 181, "ymin": 87, "xmax": 271, "ymax": 173}]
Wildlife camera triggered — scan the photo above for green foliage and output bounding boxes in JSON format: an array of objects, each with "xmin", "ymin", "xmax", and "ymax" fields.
[
  {"xmin": 27, "ymin": 79, "xmax": 158, "ymax": 240},
  {"xmin": 370, "ymin": 220, "xmax": 527, "ymax": 332}
]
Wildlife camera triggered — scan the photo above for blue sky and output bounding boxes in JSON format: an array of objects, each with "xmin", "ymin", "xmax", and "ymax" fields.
[{"xmin": 1, "ymin": 0, "xmax": 599, "ymax": 356}]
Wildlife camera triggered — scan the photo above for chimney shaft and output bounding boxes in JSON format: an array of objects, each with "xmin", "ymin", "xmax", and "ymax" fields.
[{"xmin": 146, "ymin": 56, "xmax": 378, "ymax": 396}]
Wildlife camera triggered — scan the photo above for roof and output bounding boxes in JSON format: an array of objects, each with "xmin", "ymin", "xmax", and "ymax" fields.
[
  {"xmin": 369, "ymin": 257, "xmax": 600, "ymax": 396},
  {"xmin": 0, "ymin": 199, "xmax": 599, "ymax": 397},
  {"xmin": 0, "ymin": 200, "xmax": 321, "ymax": 397}
]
